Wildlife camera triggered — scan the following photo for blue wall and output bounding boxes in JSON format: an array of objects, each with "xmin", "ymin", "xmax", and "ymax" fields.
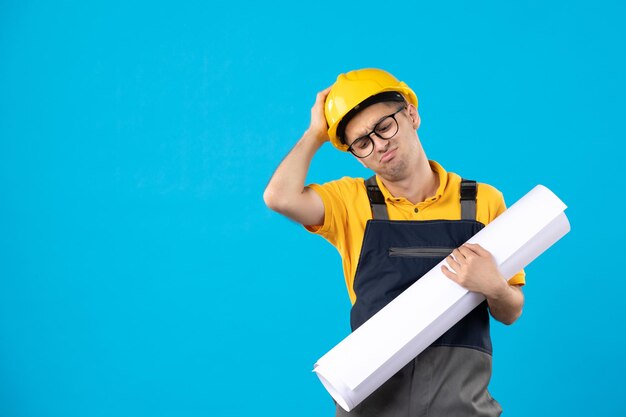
[{"xmin": 1, "ymin": 1, "xmax": 625, "ymax": 416}]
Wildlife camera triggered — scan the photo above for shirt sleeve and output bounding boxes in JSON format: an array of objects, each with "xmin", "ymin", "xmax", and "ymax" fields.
[
  {"xmin": 479, "ymin": 183, "xmax": 526, "ymax": 286},
  {"xmin": 303, "ymin": 177, "xmax": 355, "ymax": 250}
]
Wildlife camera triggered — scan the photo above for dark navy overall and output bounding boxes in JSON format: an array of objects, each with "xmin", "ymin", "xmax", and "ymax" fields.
[{"xmin": 335, "ymin": 177, "xmax": 502, "ymax": 417}]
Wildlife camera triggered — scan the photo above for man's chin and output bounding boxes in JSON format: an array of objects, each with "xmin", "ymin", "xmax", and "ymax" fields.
[{"xmin": 377, "ymin": 161, "xmax": 408, "ymax": 182}]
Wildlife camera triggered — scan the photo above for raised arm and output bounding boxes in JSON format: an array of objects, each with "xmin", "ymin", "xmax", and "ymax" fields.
[{"xmin": 263, "ymin": 88, "xmax": 331, "ymax": 226}]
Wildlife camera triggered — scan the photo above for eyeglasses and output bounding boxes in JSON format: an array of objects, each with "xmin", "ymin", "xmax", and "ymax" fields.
[{"xmin": 346, "ymin": 106, "xmax": 406, "ymax": 158}]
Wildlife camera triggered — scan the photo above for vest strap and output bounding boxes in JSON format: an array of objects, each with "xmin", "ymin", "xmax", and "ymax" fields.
[
  {"xmin": 460, "ymin": 179, "xmax": 477, "ymax": 220},
  {"xmin": 365, "ymin": 176, "xmax": 478, "ymax": 221},
  {"xmin": 364, "ymin": 176, "xmax": 389, "ymax": 220}
]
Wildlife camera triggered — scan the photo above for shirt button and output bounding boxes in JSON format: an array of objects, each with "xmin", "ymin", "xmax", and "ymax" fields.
[{"xmin": 414, "ymin": 208, "xmax": 419, "ymax": 213}]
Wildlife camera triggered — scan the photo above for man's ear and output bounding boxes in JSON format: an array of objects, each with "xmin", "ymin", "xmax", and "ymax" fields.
[{"xmin": 408, "ymin": 104, "xmax": 420, "ymax": 130}]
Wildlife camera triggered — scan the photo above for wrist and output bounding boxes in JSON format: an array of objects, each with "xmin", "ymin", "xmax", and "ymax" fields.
[
  {"xmin": 303, "ymin": 127, "xmax": 329, "ymax": 145},
  {"xmin": 486, "ymin": 275, "xmax": 510, "ymax": 301}
]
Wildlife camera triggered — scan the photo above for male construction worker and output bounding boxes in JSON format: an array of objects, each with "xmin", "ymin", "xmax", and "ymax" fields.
[{"xmin": 263, "ymin": 68, "xmax": 525, "ymax": 416}]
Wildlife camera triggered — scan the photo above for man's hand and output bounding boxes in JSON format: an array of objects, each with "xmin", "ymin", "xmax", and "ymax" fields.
[
  {"xmin": 307, "ymin": 87, "xmax": 332, "ymax": 143},
  {"xmin": 441, "ymin": 243, "xmax": 524, "ymax": 325},
  {"xmin": 441, "ymin": 243, "xmax": 507, "ymax": 299}
]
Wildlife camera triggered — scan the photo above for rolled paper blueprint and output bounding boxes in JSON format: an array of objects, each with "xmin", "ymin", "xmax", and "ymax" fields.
[{"xmin": 313, "ymin": 185, "xmax": 570, "ymax": 412}]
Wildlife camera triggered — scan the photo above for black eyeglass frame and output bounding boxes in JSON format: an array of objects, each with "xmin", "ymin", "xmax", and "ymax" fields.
[{"xmin": 346, "ymin": 106, "xmax": 407, "ymax": 158}]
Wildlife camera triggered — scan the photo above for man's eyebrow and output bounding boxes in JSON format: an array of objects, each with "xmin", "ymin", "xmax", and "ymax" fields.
[{"xmin": 354, "ymin": 112, "xmax": 393, "ymax": 138}]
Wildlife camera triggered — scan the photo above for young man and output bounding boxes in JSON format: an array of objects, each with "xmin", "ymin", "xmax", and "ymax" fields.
[{"xmin": 264, "ymin": 68, "xmax": 524, "ymax": 416}]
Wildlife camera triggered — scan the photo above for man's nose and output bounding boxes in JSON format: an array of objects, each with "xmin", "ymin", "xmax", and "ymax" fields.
[{"xmin": 371, "ymin": 134, "xmax": 389, "ymax": 152}]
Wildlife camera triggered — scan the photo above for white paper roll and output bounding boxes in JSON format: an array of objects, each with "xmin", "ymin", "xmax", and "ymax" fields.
[{"xmin": 313, "ymin": 185, "xmax": 570, "ymax": 411}]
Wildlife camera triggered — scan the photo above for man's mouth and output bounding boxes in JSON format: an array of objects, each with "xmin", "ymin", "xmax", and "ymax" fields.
[{"xmin": 380, "ymin": 148, "xmax": 397, "ymax": 163}]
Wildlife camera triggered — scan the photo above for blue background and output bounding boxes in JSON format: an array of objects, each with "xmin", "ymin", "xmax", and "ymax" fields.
[{"xmin": 1, "ymin": 1, "xmax": 625, "ymax": 416}]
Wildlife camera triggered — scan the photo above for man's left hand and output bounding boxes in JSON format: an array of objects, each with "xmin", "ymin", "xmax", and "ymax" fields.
[{"xmin": 441, "ymin": 243, "xmax": 508, "ymax": 299}]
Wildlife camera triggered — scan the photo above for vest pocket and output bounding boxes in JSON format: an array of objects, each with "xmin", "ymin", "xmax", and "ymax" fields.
[{"xmin": 388, "ymin": 247, "xmax": 454, "ymax": 258}]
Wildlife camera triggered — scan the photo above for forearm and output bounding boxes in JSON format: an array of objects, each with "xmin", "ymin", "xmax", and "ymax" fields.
[
  {"xmin": 263, "ymin": 130, "xmax": 324, "ymax": 217},
  {"xmin": 486, "ymin": 283, "xmax": 524, "ymax": 325},
  {"xmin": 442, "ymin": 244, "xmax": 525, "ymax": 325}
]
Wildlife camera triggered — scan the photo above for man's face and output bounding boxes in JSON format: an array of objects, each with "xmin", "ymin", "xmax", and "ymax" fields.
[{"xmin": 344, "ymin": 101, "xmax": 422, "ymax": 181}]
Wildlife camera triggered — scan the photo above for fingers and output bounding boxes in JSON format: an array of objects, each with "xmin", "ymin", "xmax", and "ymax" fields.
[
  {"xmin": 463, "ymin": 243, "xmax": 493, "ymax": 258},
  {"xmin": 308, "ymin": 87, "xmax": 333, "ymax": 141},
  {"xmin": 453, "ymin": 247, "xmax": 469, "ymax": 260},
  {"xmin": 315, "ymin": 86, "xmax": 332, "ymax": 104},
  {"xmin": 447, "ymin": 253, "xmax": 461, "ymax": 270},
  {"xmin": 312, "ymin": 87, "xmax": 332, "ymax": 113},
  {"xmin": 441, "ymin": 264, "xmax": 457, "ymax": 280},
  {"xmin": 454, "ymin": 243, "xmax": 489, "ymax": 256},
  {"xmin": 448, "ymin": 245, "xmax": 485, "ymax": 269}
]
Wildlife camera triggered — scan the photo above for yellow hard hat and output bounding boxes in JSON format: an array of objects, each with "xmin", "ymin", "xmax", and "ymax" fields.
[{"xmin": 325, "ymin": 68, "xmax": 418, "ymax": 151}]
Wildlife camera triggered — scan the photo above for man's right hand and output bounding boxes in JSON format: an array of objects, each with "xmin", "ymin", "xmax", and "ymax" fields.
[{"xmin": 306, "ymin": 87, "xmax": 332, "ymax": 144}]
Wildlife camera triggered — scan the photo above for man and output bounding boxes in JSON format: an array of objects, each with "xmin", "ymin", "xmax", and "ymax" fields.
[{"xmin": 264, "ymin": 68, "xmax": 525, "ymax": 416}]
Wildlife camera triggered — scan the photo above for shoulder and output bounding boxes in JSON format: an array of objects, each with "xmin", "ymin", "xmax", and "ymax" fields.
[
  {"xmin": 447, "ymin": 169, "xmax": 503, "ymax": 204},
  {"xmin": 446, "ymin": 169, "xmax": 506, "ymax": 224},
  {"xmin": 476, "ymin": 181, "xmax": 506, "ymax": 224},
  {"xmin": 304, "ymin": 176, "xmax": 371, "ymax": 238},
  {"xmin": 477, "ymin": 181, "xmax": 504, "ymax": 203}
]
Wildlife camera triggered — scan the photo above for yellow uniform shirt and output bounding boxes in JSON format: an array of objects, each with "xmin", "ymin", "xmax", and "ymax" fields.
[{"xmin": 306, "ymin": 160, "xmax": 526, "ymax": 304}]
